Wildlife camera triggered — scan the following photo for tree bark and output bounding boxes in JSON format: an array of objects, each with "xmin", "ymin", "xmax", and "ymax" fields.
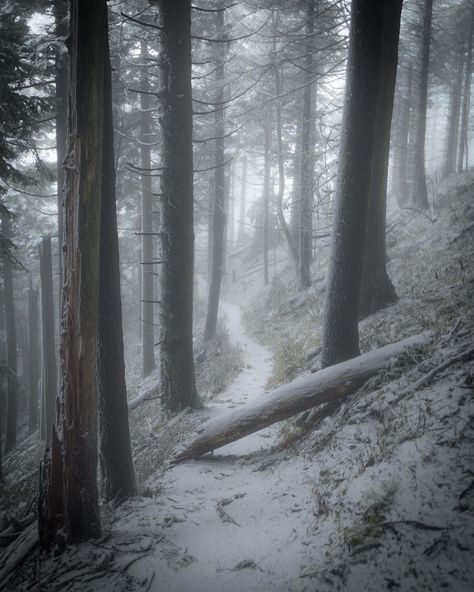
[
  {"xmin": 54, "ymin": 0, "xmax": 68, "ymax": 300},
  {"xmin": 298, "ymin": 0, "xmax": 315, "ymax": 291},
  {"xmin": 321, "ymin": 0, "xmax": 391, "ymax": 368},
  {"xmin": 443, "ymin": 48, "xmax": 464, "ymax": 177},
  {"xmin": 273, "ymin": 37, "xmax": 298, "ymax": 266},
  {"xmin": 359, "ymin": 0, "xmax": 402, "ymax": 319},
  {"xmin": 157, "ymin": 0, "xmax": 200, "ymax": 412},
  {"xmin": 97, "ymin": 6, "xmax": 136, "ymax": 505},
  {"xmin": 139, "ymin": 40, "xmax": 156, "ymax": 377},
  {"xmin": 174, "ymin": 333, "xmax": 431, "ymax": 462},
  {"xmin": 39, "ymin": 237, "xmax": 57, "ymax": 443},
  {"xmin": 458, "ymin": 0, "xmax": 474, "ymax": 173},
  {"xmin": 18, "ymin": 317, "xmax": 29, "ymax": 424},
  {"xmin": 290, "ymin": 95, "xmax": 303, "ymax": 245},
  {"xmin": 237, "ymin": 155, "xmax": 247, "ymax": 243},
  {"xmin": 39, "ymin": 0, "xmax": 108, "ymax": 551},
  {"xmin": 262, "ymin": 121, "xmax": 271, "ymax": 286},
  {"xmin": 28, "ymin": 280, "xmax": 39, "ymax": 434},
  {"xmin": 392, "ymin": 63, "xmax": 412, "ymax": 207},
  {"xmin": 204, "ymin": 6, "xmax": 227, "ymax": 342},
  {"xmin": 410, "ymin": 0, "xmax": 433, "ymax": 210},
  {"xmin": 2, "ymin": 214, "xmax": 17, "ymax": 454}
]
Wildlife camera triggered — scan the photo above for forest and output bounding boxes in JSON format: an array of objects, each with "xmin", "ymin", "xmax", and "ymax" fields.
[{"xmin": 0, "ymin": 0, "xmax": 473, "ymax": 590}]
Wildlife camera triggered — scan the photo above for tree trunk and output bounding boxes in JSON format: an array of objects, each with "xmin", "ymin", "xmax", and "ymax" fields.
[
  {"xmin": 54, "ymin": 0, "xmax": 68, "ymax": 300},
  {"xmin": 28, "ymin": 280, "xmax": 39, "ymax": 434},
  {"xmin": 18, "ymin": 318, "xmax": 29, "ymax": 425},
  {"xmin": 290, "ymin": 95, "xmax": 303, "ymax": 244},
  {"xmin": 321, "ymin": 0, "xmax": 392, "ymax": 368},
  {"xmin": 392, "ymin": 63, "xmax": 413, "ymax": 207},
  {"xmin": 39, "ymin": 0, "xmax": 108, "ymax": 551},
  {"xmin": 443, "ymin": 48, "xmax": 464, "ymax": 177},
  {"xmin": 410, "ymin": 0, "xmax": 433, "ymax": 210},
  {"xmin": 359, "ymin": 0, "xmax": 402, "ymax": 319},
  {"xmin": 97, "ymin": 14, "xmax": 136, "ymax": 504},
  {"xmin": 174, "ymin": 333, "xmax": 431, "ymax": 462},
  {"xmin": 458, "ymin": 0, "xmax": 474, "ymax": 173},
  {"xmin": 298, "ymin": 0, "xmax": 315, "ymax": 290},
  {"xmin": 273, "ymin": 34, "xmax": 298, "ymax": 266},
  {"xmin": 237, "ymin": 155, "xmax": 247, "ymax": 242},
  {"xmin": 2, "ymin": 215, "xmax": 17, "ymax": 454},
  {"xmin": 227, "ymin": 159, "xmax": 235, "ymax": 251},
  {"xmin": 263, "ymin": 121, "xmax": 271, "ymax": 286},
  {"xmin": 157, "ymin": 0, "xmax": 200, "ymax": 412},
  {"xmin": 39, "ymin": 237, "xmax": 57, "ymax": 443},
  {"xmin": 140, "ymin": 40, "xmax": 156, "ymax": 377},
  {"xmin": 204, "ymin": 6, "xmax": 227, "ymax": 342}
]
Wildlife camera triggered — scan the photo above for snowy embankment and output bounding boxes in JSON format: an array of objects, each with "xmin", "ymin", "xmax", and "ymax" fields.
[{"xmin": 4, "ymin": 175, "xmax": 474, "ymax": 592}]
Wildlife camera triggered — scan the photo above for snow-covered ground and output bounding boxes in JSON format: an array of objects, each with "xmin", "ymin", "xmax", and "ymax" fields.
[
  {"xmin": 114, "ymin": 298, "xmax": 313, "ymax": 592},
  {"xmin": 2, "ymin": 173, "xmax": 474, "ymax": 591}
]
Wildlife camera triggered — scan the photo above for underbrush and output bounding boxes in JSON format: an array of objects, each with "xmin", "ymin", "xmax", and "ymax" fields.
[{"xmin": 194, "ymin": 320, "xmax": 243, "ymax": 400}]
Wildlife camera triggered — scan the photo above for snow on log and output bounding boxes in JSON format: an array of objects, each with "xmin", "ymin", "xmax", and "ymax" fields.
[
  {"xmin": 173, "ymin": 333, "xmax": 432, "ymax": 463},
  {"xmin": 128, "ymin": 385, "xmax": 160, "ymax": 411}
]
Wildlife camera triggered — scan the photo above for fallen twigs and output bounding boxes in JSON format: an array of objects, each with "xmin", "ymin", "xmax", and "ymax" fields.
[{"xmin": 392, "ymin": 345, "xmax": 474, "ymax": 405}]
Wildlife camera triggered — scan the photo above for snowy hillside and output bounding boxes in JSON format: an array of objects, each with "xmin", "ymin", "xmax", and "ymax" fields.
[{"xmin": 1, "ymin": 174, "xmax": 474, "ymax": 591}]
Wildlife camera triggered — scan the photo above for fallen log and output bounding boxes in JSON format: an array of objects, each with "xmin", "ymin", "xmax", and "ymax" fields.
[
  {"xmin": 173, "ymin": 333, "xmax": 432, "ymax": 463},
  {"xmin": 128, "ymin": 384, "xmax": 160, "ymax": 411}
]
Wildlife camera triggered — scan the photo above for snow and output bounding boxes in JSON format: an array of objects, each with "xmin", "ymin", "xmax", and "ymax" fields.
[
  {"xmin": 3, "ymin": 174, "xmax": 474, "ymax": 592},
  {"xmin": 118, "ymin": 296, "xmax": 303, "ymax": 592}
]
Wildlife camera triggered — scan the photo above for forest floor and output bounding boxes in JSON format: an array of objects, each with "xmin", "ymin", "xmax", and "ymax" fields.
[{"xmin": 1, "ymin": 173, "xmax": 474, "ymax": 591}]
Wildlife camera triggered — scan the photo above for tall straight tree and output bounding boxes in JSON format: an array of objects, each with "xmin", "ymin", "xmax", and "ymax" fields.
[
  {"xmin": 2, "ymin": 213, "xmax": 17, "ymax": 453},
  {"xmin": 156, "ymin": 0, "xmax": 200, "ymax": 412},
  {"xmin": 321, "ymin": 0, "xmax": 398, "ymax": 368},
  {"xmin": 39, "ymin": 236, "xmax": 57, "ymax": 442},
  {"xmin": 28, "ymin": 279, "xmax": 39, "ymax": 433},
  {"xmin": 392, "ymin": 62, "xmax": 412, "ymax": 206},
  {"xmin": 204, "ymin": 5, "xmax": 227, "ymax": 343},
  {"xmin": 97, "ymin": 1, "xmax": 136, "ymax": 504},
  {"xmin": 410, "ymin": 0, "xmax": 432, "ymax": 210},
  {"xmin": 359, "ymin": 0, "xmax": 402, "ymax": 318},
  {"xmin": 272, "ymin": 28, "xmax": 298, "ymax": 266},
  {"xmin": 139, "ymin": 39, "xmax": 156, "ymax": 377},
  {"xmin": 262, "ymin": 120, "xmax": 271, "ymax": 286},
  {"xmin": 237, "ymin": 155, "xmax": 247, "ymax": 243},
  {"xmin": 458, "ymin": 0, "xmax": 474, "ymax": 173},
  {"xmin": 39, "ymin": 0, "xmax": 109, "ymax": 550},
  {"xmin": 443, "ymin": 47, "xmax": 463, "ymax": 177},
  {"xmin": 54, "ymin": 0, "xmax": 68, "ymax": 294},
  {"xmin": 298, "ymin": 0, "xmax": 315, "ymax": 290}
]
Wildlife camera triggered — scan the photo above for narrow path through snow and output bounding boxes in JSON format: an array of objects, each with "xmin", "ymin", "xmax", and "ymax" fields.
[
  {"xmin": 121, "ymin": 296, "xmax": 314, "ymax": 592},
  {"xmin": 209, "ymin": 299, "xmax": 275, "ymax": 455}
]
